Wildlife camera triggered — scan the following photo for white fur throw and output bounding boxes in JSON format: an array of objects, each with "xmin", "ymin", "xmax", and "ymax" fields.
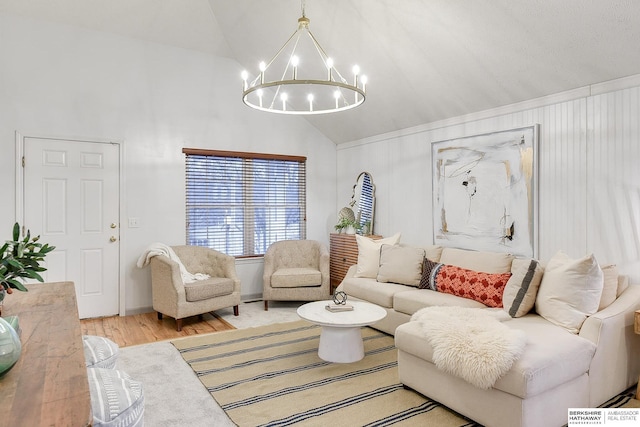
[{"xmin": 411, "ymin": 306, "xmax": 527, "ymax": 389}]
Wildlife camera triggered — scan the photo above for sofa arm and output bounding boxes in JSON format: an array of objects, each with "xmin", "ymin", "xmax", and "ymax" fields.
[
  {"xmin": 335, "ymin": 265, "xmax": 358, "ymax": 293},
  {"xmin": 579, "ymin": 284, "xmax": 640, "ymax": 406},
  {"xmin": 150, "ymin": 255, "xmax": 187, "ymax": 301}
]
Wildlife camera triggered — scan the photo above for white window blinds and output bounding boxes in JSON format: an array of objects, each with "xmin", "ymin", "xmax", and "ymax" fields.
[{"xmin": 183, "ymin": 149, "xmax": 307, "ymax": 257}]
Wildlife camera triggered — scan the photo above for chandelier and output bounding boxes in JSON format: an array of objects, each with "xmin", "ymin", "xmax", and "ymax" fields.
[{"xmin": 241, "ymin": 2, "xmax": 367, "ymax": 115}]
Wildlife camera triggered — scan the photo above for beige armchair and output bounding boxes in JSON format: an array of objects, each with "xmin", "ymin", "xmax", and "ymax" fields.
[
  {"xmin": 263, "ymin": 240, "xmax": 330, "ymax": 310},
  {"xmin": 150, "ymin": 245, "xmax": 240, "ymax": 331}
]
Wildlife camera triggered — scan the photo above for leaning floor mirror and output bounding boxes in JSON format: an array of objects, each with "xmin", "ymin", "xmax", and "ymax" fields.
[{"xmin": 350, "ymin": 172, "xmax": 375, "ymax": 235}]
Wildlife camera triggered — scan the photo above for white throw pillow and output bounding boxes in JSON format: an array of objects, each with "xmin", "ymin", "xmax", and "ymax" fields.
[
  {"xmin": 598, "ymin": 264, "xmax": 619, "ymax": 311},
  {"xmin": 377, "ymin": 244, "xmax": 425, "ymax": 286},
  {"xmin": 535, "ymin": 251, "xmax": 604, "ymax": 334},
  {"xmin": 354, "ymin": 233, "xmax": 401, "ymax": 278}
]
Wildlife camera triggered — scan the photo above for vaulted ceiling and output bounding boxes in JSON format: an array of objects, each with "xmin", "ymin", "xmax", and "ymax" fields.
[{"xmin": 2, "ymin": 0, "xmax": 639, "ymax": 144}]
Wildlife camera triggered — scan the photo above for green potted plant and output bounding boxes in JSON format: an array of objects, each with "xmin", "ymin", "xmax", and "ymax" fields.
[
  {"xmin": 0, "ymin": 222, "xmax": 54, "ymax": 375},
  {"xmin": 0, "ymin": 222, "xmax": 55, "ymax": 297},
  {"xmin": 334, "ymin": 217, "xmax": 358, "ymax": 234}
]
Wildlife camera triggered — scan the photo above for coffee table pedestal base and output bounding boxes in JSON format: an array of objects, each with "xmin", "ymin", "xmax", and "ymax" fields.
[{"xmin": 318, "ymin": 326, "xmax": 363, "ymax": 363}]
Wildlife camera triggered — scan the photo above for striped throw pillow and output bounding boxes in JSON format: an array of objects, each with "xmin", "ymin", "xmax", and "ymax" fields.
[{"xmin": 502, "ymin": 258, "xmax": 544, "ymax": 317}]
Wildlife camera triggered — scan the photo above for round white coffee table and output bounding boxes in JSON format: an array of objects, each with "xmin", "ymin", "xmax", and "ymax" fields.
[{"xmin": 297, "ymin": 300, "xmax": 387, "ymax": 363}]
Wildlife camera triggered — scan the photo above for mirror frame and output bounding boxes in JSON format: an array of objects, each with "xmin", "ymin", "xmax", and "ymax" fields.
[{"xmin": 350, "ymin": 171, "xmax": 375, "ymax": 235}]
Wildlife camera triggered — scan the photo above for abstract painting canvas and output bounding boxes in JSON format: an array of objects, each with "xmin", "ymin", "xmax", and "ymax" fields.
[{"xmin": 432, "ymin": 125, "xmax": 538, "ymax": 257}]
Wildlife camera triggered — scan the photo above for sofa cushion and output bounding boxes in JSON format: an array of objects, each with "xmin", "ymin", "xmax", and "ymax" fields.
[
  {"xmin": 341, "ymin": 276, "xmax": 412, "ymax": 308},
  {"xmin": 435, "ymin": 265, "xmax": 511, "ymax": 308},
  {"xmin": 598, "ymin": 264, "xmax": 618, "ymax": 311},
  {"xmin": 395, "ymin": 314, "xmax": 596, "ymax": 399},
  {"xmin": 377, "ymin": 244, "xmax": 425, "ymax": 286},
  {"xmin": 271, "ymin": 268, "xmax": 321, "ymax": 288},
  {"xmin": 184, "ymin": 277, "xmax": 234, "ymax": 302},
  {"xmin": 420, "ymin": 245, "xmax": 443, "ymax": 262},
  {"xmin": 503, "ymin": 258, "xmax": 544, "ymax": 318},
  {"xmin": 354, "ymin": 233, "xmax": 401, "ymax": 278},
  {"xmin": 439, "ymin": 247, "xmax": 514, "ymax": 273},
  {"xmin": 394, "ymin": 288, "xmax": 486, "ymax": 316},
  {"xmin": 535, "ymin": 251, "xmax": 604, "ymax": 334}
]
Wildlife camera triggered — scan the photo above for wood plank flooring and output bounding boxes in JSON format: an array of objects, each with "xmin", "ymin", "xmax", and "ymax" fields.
[{"xmin": 80, "ymin": 311, "xmax": 234, "ymax": 347}]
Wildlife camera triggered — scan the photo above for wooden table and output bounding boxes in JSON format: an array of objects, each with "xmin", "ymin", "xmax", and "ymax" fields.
[{"xmin": 0, "ymin": 282, "xmax": 92, "ymax": 427}]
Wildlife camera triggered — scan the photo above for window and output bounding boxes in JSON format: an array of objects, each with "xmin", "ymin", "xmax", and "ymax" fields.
[{"xmin": 183, "ymin": 148, "xmax": 306, "ymax": 257}]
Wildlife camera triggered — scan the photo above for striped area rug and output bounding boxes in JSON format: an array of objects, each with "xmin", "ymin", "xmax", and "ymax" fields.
[{"xmin": 172, "ymin": 320, "xmax": 479, "ymax": 427}]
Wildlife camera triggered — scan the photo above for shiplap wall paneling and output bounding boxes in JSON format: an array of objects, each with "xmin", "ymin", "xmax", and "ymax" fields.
[
  {"xmin": 588, "ymin": 88, "xmax": 640, "ymax": 282},
  {"xmin": 536, "ymin": 99, "xmax": 588, "ymax": 261}
]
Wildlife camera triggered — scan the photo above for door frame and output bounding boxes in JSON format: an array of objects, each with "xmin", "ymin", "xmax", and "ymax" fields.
[{"xmin": 14, "ymin": 131, "xmax": 126, "ymax": 316}]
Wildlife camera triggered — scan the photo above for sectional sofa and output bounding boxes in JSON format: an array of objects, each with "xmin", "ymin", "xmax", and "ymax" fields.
[{"xmin": 335, "ymin": 234, "xmax": 640, "ymax": 427}]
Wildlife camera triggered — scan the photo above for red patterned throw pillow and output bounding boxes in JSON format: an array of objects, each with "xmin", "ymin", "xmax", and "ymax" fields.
[{"xmin": 436, "ymin": 265, "xmax": 511, "ymax": 308}]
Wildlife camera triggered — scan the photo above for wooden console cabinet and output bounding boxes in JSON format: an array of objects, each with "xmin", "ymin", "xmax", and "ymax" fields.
[
  {"xmin": 0, "ymin": 282, "xmax": 92, "ymax": 427},
  {"xmin": 329, "ymin": 233, "xmax": 381, "ymax": 292}
]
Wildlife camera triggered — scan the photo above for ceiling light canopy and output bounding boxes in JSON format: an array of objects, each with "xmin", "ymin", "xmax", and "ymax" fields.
[{"xmin": 241, "ymin": 2, "xmax": 367, "ymax": 115}]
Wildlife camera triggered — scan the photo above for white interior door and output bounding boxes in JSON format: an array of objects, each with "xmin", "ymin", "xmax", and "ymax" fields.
[{"xmin": 22, "ymin": 137, "xmax": 120, "ymax": 318}]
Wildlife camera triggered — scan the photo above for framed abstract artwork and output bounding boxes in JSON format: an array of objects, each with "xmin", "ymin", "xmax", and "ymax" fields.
[{"xmin": 432, "ymin": 125, "xmax": 538, "ymax": 257}]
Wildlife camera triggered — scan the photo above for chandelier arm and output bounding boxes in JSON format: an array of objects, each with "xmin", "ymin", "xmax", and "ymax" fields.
[
  {"xmin": 266, "ymin": 32, "xmax": 303, "ymax": 110},
  {"xmin": 306, "ymin": 29, "xmax": 330, "ymax": 62},
  {"xmin": 278, "ymin": 32, "xmax": 302, "ymax": 82},
  {"xmin": 263, "ymin": 29, "xmax": 299, "ymax": 71},
  {"xmin": 307, "ymin": 29, "xmax": 349, "ymax": 84}
]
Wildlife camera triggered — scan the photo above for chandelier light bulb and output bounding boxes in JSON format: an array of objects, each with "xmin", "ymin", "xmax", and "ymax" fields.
[
  {"xmin": 259, "ymin": 61, "xmax": 266, "ymax": 84},
  {"xmin": 241, "ymin": 70, "xmax": 249, "ymax": 90},
  {"xmin": 291, "ymin": 55, "xmax": 299, "ymax": 79},
  {"xmin": 257, "ymin": 88, "xmax": 264, "ymax": 107},
  {"xmin": 307, "ymin": 93, "xmax": 314, "ymax": 111},
  {"xmin": 352, "ymin": 65, "xmax": 360, "ymax": 75}
]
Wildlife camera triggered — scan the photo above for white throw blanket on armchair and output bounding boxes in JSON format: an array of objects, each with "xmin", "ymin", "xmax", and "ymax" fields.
[
  {"xmin": 136, "ymin": 242, "xmax": 210, "ymax": 283},
  {"xmin": 411, "ymin": 306, "xmax": 527, "ymax": 389}
]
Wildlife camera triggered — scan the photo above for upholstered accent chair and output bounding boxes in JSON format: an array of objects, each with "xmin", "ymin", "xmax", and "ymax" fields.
[
  {"xmin": 263, "ymin": 240, "xmax": 330, "ymax": 310},
  {"xmin": 149, "ymin": 245, "xmax": 241, "ymax": 331}
]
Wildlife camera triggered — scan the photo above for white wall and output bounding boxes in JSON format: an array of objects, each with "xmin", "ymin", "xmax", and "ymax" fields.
[
  {"xmin": 338, "ymin": 78, "xmax": 640, "ymax": 284},
  {"xmin": 0, "ymin": 13, "xmax": 337, "ymax": 313}
]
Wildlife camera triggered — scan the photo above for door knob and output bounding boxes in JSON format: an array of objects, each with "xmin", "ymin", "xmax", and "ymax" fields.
[
  {"xmin": 110, "ymin": 223, "xmax": 117, "ymax": 229},
  {"xmin": 110, "ymin": 236, "xmax": 117, "ymax": 242}
]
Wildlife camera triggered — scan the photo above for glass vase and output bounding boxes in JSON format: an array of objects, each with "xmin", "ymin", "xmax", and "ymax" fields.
[{"xmin": 0, "ymin": 316, "xmax": 22, "ymax": 376}]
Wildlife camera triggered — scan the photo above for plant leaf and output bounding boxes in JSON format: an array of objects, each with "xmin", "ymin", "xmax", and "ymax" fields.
[{"xmin": 12, "ymin": 223, "xmax": 19, "ymax": 241}]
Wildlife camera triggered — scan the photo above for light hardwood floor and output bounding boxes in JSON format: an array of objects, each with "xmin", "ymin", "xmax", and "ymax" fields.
[{"xmin": 80, "ymin": 311, "xmax": 234, "ymax": 347}]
